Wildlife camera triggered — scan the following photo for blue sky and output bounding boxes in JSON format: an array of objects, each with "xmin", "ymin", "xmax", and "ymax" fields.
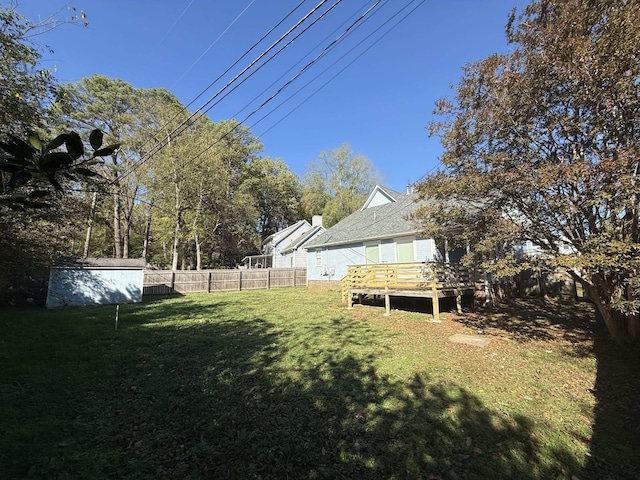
[{"xmin": 21, "ymin": 0, "xmax": 527, "ymax": 192}]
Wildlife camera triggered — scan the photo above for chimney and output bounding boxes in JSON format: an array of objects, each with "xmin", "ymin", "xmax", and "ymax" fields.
[{"xmin": 312, "ymin": 215, "xmax": 323, "ymax": 227}]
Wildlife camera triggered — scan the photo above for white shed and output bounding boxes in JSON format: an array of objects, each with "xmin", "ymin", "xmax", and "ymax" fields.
[{"xmin": 46, "ymin": 257, "xmax": 145, "ymax": 308}]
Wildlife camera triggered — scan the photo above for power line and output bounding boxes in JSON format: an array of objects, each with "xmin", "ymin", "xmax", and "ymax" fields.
[
  {"xmin": 111, "ymin": 0, "xmax": 425, "ymax": 219},
  {"xmin": 155, "ymin": 0, "xmax": 196, "ymax": 50},
  {"xmin": 171, "ymin": 0, "xmax": 256, "ymax": 89},
  {"xmin": 127, "ymin": 0, "xmax": 308, "ymax": 167},
  {"xmin": 256, "ymin": 0, "xmax": 424, "ymax": 135},
  {"xmin": 173, "ymin": 0, "xmax": 383, "ymax": 171},
  {"xmin": 119, "ymin": 0, "xmax": 335, "ymax": 181}
]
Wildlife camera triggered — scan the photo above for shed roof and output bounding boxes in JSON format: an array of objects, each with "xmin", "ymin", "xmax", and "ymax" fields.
[{"xmin": 53, "ymin": 257, "xmax": 146, "ymax": 269}]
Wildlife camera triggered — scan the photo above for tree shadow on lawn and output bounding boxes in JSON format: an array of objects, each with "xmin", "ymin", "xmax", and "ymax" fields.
[
  {"xmin": 582, "ymin": 321, "xmax": 640, "ymax": 480},
  {"xmin": 4, "ymin": 297, "xmax": 580, "ymax": 479},
  {"xmin": 454, "ymin": 297, "xmax": 594, "ymax": 351},
  {"xmin": 449, "ymin": 296, "xmax": 640, "ymax": 480}
]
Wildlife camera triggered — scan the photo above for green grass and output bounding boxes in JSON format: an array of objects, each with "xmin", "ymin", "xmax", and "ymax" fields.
[{"xmin": 0, "ymin": 288, "xmax": 637, "ymax": 479}]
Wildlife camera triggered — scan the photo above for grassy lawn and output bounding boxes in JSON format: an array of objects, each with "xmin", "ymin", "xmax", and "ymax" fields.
[{"xmin": 0, "ymin": 288, "xmax": 638, "ymax": 479}]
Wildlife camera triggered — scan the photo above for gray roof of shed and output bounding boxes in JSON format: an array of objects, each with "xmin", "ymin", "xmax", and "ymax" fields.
[
  {"xmin": 305, "ymin": 189, "xmax": 422, "ymax": 249},
  {"xmin": 53, "ymin": 257, "xmax": 146, "ymax": 269}
]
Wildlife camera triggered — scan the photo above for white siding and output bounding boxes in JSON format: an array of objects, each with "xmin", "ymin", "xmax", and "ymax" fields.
[
  {"xmin": 46, "ymin": 268, "xmax": 143, "ymax": 308},
  {"xmin": 366, "ymin": 189, "xmax": 395, "ymax": 207}
]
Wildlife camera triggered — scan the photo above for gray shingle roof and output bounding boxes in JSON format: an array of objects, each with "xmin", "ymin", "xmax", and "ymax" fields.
[
  {"xmin": 53, "ymin": 257, "xmax": 146, "ymax": 269},
  {"xmin": 281, "ymin": 225, "xmax": 325, "ymax": 254},
  {"xmin": 305, "ymin": 189, "xmax": 422, "ymax": 249}
]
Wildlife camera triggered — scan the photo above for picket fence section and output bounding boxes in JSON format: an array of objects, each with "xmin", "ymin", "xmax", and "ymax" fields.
[{"xmin": 143, "ymin": 268, "xmax": 307, "ymax": 295}]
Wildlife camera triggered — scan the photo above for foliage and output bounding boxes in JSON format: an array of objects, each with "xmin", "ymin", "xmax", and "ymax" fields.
[
  {"xmin": 0, "ymin": 289, "xmax": 624, "ymax": 479},
  {"xmin": 302, "ymin": 142, "xmax": 380, "ymax": 227},
  {"xmin": 416, "ymin": 0, "xmax": 640, "ymax": 343},
  {"xmin": 0, "ymin": 129, "xmax": 117, "ymax": 210},
  {"xmin": 245, "ymin": 156, "xmax": 303, "ymax": 239},
  {"xmin": 0, "ymin": 5, "xmax": 54, "ymax": 137},
  {"xmin": 0, "ymin": 4, "xmax": 89, "ymax": 138}
]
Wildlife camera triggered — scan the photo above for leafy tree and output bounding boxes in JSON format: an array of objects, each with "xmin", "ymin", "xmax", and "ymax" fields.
[
  {"xmin": 302, "ymin": 142, "xmax": 379, "ymax": 227},
  {"xmin": 245, "ymin": 156, "xmax": 303, "ymax": 240},
  {"xmin": 53, "ymin": 75, "xmax": 153, "ymax": 258},
  {"xmin": 416, "ymin": 0, "xmax": 640, "ymax": 343},
  {"xmin": 0, "ymin": 4, "xmax": 88, "ymax": 138},
  {"xmin": 0, "ymin": 6, "xmax": 54, "ymax": 137}
]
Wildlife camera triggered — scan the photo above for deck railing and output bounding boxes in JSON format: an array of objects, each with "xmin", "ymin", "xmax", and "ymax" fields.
[
  {"xmin": 341, "ymin": 262, "xmax": 475, "ymax": 318},
  {"xmin": 342, "ymin": 261, "xmax": 472, "ymax": 295}
]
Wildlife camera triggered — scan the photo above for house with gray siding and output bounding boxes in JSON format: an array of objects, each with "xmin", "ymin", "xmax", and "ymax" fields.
[
  {"xmin": 305, "ymin": 185, "xmax": 462, "ymax": 284},
  {"xmin": 244, "ymin": 217, "xmax": 325, "ymax": 269}
]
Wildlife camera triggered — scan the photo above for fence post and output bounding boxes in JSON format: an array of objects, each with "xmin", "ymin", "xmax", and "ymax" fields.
[
  {"xmin": 267, "ymin": 269, "xmax": 271, "ymax": 289},
  {"xmin": 170, "ymin": 271, "xmax": 175, "ymax": 293},
  {"xmin": 208, "ymin": 271, "xmax": 212, "ymax": 293},
  {"xmin": 238, "ymin": 270, "xmax": 242, "ymax": 291}
]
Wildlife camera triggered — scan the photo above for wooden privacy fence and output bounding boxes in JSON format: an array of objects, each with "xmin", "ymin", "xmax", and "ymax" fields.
[{"xmin": 143, "ymin": 268, "xmax": 307, "ymax": 295}]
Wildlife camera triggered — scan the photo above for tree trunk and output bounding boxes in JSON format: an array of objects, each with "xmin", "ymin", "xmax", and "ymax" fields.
[
  {"xmin": 587, "ymin": 285, "xmax": 637, "ymax": 343},
  {"xmin": 113, "ymin": 190, "xmax": 123, "ymax": 258},
  {"xmin": 83, "ymin": 191, "xmax": 97, "ymax": 257},
  {"xmin": 171, "ymin": 182, "xmax": 181, "ymax": 271},
  {"xmin": 195, "ymin": 233, "xmax": 202, "ymax": 270},
  {"xmin": 142, "ymin": 207, "xmax": 152, "ymax": 261},
  {"xmin": 123, "ymin": 229, "xmax": 130, "ymax": 259}
]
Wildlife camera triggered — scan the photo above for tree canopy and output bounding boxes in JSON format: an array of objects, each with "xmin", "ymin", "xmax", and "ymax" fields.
[
  {"xmin": 416, "ymin": 0, "xmax": 640, "ymax": 343},
  {"xmin": 302, "ymin": 142, "xmax": 379, "ymax": 227}
]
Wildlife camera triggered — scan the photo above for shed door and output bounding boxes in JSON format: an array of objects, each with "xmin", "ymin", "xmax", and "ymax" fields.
[
  {"xmin": 396, "ymin": 239, "xmax": 414, "ymax": 263},
  {"xmin": 365, "ymin": 244, "xmax": 380, "ymax": 264}
]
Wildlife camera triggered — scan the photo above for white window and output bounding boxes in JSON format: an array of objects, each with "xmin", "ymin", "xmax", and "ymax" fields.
[{"xmin": 315, "ymin": 250, "xmax": 322, "ymax": 266}]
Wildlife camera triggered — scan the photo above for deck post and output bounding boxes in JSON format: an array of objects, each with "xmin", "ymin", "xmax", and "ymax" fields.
[
  {"xmin": 431, "ymin": 278, "xmax": 440, "ymax": 322},
  {"xmin": 456, "ymin": 293, "xmax": 462, "ymax": 314},
  {"xmin": 384, "ymin": 286, "xmax": 391, "ymax": 316},
  {"xmin": 347, "ymin": 289, "xmax": 353, "ymax": 309}
]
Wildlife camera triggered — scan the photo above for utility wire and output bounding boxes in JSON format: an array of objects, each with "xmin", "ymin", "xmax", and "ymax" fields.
[
  {"xmin": 120, "ymin": 0, "xmax": 333, "ymax": 181},
  {"xmin": 171, "ymin": 0, "xmax": 255, "ymax": 89},
  {"xmin": 233, "ymin": 2, "xmax": 367, "ymax": 120},
  {"xmin": 257, "ymin": 0, "xmax": 423, "ymax": 136},
  {"xmin": 165, "ymin": 0, "xmax": 382, "ymax": 174},
  {"xmin": 234, "ymin": 0, "xmax": 384, "ymax": 122},
  {"xmin": 155, "ymin": 0, "xmax": 195, "ymax": 50},
  {"xmin": 112, "ymin": 0, "xmax": 423, "ymax": 218},
  {"xmin": 141, "ymin": 0, "xmax": 340, "ymax": 163},
  {"xmin": 129, "ymin": 0, "xmax": 307, "ymax": 164}
]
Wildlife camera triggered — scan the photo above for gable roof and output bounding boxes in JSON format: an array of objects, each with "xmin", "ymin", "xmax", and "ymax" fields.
[
  {"xmin": 281, "ymin": 225, "xmax": 325, "ymax": 254},
  {"xmin": 305, "ymin": 186, "xmax": 422, "ymax": 249},
  {"xmin": 264, "ymin": 220, "xmax": 311, "ymax": 247},
  {"xmin": 361, "ymin": 185, "xmax": 402, "ymax": 209}
]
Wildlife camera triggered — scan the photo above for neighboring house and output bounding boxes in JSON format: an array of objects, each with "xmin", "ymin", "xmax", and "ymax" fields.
[
  {"xmin": 243, "ymin": 217, "xmax": 325, "ymax": 269},
  {"xmin": 304, "ymin": 185, "xmax": 465, "ymax": 283},
  {"xmin": 46, "ymin": 257, "xmax": 145, "ymax": 308}
]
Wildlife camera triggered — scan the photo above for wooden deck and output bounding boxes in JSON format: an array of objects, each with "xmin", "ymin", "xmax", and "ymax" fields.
[{"xmin": 342, "ymin": 262, "xmax": 475, "ymax": 320}]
